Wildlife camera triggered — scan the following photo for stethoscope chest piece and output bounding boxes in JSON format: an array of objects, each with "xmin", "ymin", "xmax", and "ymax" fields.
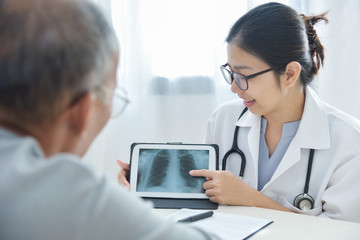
[{"xmin": 293, "ymin": 193, "xmax": 314, "ymax": 211}]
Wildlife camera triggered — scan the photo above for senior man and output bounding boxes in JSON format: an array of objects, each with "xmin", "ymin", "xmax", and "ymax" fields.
[{"xmin": 0, "ymin": 0, "xmax": 217, "ymax": 239}]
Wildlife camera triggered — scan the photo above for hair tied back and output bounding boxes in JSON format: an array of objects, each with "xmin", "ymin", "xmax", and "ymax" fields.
[{"xmin": 300, "ymin": 12, "xmax": 329, "ymax": 76}]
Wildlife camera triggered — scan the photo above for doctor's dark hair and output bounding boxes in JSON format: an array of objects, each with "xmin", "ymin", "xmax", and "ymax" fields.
[
  {"xmin": 226, "ymin": 2, "xmax": 328, "ymax": 85},
  {"xmin": 0, "ymin": 0, "xmax": 118, "ymax": 125}
]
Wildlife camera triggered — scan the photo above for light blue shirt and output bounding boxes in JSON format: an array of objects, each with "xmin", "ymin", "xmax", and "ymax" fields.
[
  {"xmin": 258, "ymin": 118, "xmax": 300, "ymax": 191},
  {"xmin": 0, "ymin": 127, "xmax": 215, "ymax": 240}
]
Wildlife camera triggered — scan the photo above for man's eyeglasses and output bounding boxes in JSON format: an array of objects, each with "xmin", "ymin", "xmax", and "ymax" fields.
[
  {"xmin": 220, "ymin": 63, "xmax": 284, "ymax": 90},
  {"xmin": 97, "ymin": 86, "xmax": 130, "ymax": 118}
]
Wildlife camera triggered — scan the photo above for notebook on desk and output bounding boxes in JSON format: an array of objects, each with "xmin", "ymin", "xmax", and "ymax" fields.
[
  {"xmin": 129, "ymin": 142, "xmax": 219, "ymax": 209},
  {"xmin": 167, "ymin": 208, "xmax": 273, "ymax": 240}
]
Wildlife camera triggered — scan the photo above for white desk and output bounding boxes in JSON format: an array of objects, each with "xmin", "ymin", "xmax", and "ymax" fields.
[{"xmin": 153, "ymin": 206, "xmax": 360, "ymax": 240}]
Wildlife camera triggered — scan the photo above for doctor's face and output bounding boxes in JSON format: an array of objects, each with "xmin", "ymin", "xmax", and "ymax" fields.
[{"xmin": 226, "ymin": 43, "xmax": 288, "ymax": 117}]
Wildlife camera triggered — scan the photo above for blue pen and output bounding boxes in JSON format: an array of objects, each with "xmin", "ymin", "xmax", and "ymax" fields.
[{"xmin": 177, "ymin": 211, "xmax": 214, "ymax": 223}]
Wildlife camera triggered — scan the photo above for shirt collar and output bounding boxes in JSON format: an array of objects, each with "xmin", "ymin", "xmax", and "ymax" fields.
[{"xmin": 260, "ymin": 117, "xmax": 300, "ymax": 138}]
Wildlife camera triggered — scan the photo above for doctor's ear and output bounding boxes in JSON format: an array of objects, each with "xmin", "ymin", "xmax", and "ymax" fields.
[{"xmin": 282, "ymin": 61, "xmax": 302, "ymax": 88}]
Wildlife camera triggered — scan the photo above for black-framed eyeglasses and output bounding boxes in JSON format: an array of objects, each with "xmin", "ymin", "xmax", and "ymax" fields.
[{"xmin": 220, "ymin": 63, "xmax": 284, "ymax": 90}]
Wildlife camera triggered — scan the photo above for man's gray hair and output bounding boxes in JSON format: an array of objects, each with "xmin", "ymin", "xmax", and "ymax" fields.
[{"xmin": 0, "ymin": 0, "xmax": 118, "ymax": 125}]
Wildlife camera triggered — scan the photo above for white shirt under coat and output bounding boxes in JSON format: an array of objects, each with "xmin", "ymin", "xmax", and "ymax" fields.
[{"xmin": 205, "ymin": 86, "xmax": 360, "ymax": 222}]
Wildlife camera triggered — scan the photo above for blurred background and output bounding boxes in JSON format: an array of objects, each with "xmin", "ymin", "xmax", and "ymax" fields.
[{"xmin": 85, "ymin": 0, "xmax": 360, "ymax": 181}]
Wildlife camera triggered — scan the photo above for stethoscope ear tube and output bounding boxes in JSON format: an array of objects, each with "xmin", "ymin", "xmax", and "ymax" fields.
[
  {"xmin": 238, "ymin": 149, "xmax": 246, "ymax": 177},
  {"xmin": 221, "ymin": 151, "xmax": 231, "ymax": 171},
  {"xmin": 221, "ymin": 107, "xmax": 248, "ymax": 177},
  {"xmin": 304, "ymin": 149, "xmax": 315, "ymax": 194},
  {"xmin": 221, "ymin": 148, "xmax": 246, "ymax": 178}
]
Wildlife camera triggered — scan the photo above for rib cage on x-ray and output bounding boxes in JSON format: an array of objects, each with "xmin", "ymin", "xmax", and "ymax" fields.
[
  {"xmin": 136, "ymin": 149, "xmax": 209, "ymax": 193},
  {"xmin": 147, "ymin": 150, "xmax": 170, "ymax": 187},
  {"xmin": 178, "ymin": 150, "xmax": 198, "ymax": 188},
  {"xmin": 146, "ymin": 149, "xmax": 197, "ymax": 190}
]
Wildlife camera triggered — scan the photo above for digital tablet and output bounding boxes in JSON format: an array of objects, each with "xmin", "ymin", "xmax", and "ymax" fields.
[{"xmin": 129, "ymin": 143, "xmax": 219, "ymax": 209}]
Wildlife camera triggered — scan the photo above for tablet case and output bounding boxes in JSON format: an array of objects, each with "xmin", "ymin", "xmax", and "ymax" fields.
[
  {"xmin": 142, "ymin": 197, "xmax": 218, "ymax": 210},
  {"xmin": 130, "ymin": 142, "xmax": 219, "ymax": 210}
]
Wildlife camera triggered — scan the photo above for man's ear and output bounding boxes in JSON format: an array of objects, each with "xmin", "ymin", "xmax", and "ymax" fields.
[
  {"xmin": 67, "ymin": 93, "xmax": 93, "ymax": 138},
  {"xmin": 282, "ymin": 61, "xmax": 302, "ymax": 88}
]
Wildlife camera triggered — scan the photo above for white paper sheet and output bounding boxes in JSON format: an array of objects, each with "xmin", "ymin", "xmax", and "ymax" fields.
[{"xmin": 167, "ymin": 208, "xmax": 273, "ymax": 240}]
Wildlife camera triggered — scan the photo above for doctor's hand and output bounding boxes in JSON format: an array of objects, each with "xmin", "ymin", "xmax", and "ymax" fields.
[
  {"xmin": 189, "ymin": 169, "xmax": 259, "ymax": 206},
  {"xmin": 116, "ymin": 159, "xmax": 130, "ymax": 189},
  {"xmin": 190, "ymin": 169, "xmax": 293, "ymax": 212}
]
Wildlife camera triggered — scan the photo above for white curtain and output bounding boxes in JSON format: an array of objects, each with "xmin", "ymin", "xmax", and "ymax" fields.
[
  {"xmin": 83, "ymin": 0, "xmax": 360, "ymax": 180},
  {"xmin": 299, "ymin": 0, "xmax": 360, "ymax": 118}
]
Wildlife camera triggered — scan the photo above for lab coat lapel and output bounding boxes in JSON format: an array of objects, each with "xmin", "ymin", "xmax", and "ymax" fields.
[
  {"xmin": 262, "ymin": 86, "xmax": 331, "ymax": 190},
  {"xmin": 268, "ymin": 134, "xmax": 301, "ymax": 184},
  {"xmin": 236, "ymin": 110, "xmax": 261, "ymax": 182}
]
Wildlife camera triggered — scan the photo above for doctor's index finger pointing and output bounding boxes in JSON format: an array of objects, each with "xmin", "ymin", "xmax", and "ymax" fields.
[{"xmin": 189, "ymin": 169, "xmax": 215, "ymax": 178}]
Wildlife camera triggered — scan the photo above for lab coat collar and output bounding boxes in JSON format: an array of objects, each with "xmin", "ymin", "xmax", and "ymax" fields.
[
  {"xmin": 234, "ymin": 86, "xmax": 331, "ymax": 150},
  {"xmin": 263, "ymin": 86, "xmax": 330, "ymax": 190},
  {"xmin": 235, "ymin": 107, "xmax": 261, "ymax": 128},
  {"xmin": 298, "ymin": 86, "xmax": 330, "ymax": 150},
  {"xmin": 233, "ymin": 86, "xmax": 330, "ymax": 191}
]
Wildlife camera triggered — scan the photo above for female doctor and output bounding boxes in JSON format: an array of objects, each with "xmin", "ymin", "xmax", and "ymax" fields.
[{"xmin": 189, "ymin": 2, "xmax": 360, "ymax": 222}]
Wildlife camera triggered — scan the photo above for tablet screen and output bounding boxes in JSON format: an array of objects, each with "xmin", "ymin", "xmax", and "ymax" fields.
[{"xmin": 129, "ymin": 143, "xmax": 218, "ymax": 199}]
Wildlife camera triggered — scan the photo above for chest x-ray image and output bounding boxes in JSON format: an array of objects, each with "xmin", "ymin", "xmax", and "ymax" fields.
[{"xmin": 136, "ymin": 149, "xmax": 209, "ymax": 193}]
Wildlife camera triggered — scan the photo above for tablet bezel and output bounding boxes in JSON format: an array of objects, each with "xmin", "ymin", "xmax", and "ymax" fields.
[{"xmin": 129, "ymin": 143, "xmax": 218, "ymax": 199}]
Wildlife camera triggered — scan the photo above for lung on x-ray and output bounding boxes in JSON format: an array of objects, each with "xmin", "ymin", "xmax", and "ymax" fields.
[{"xmin": 136, "ymin": 149, "xmax": 209, "ymax": 193}]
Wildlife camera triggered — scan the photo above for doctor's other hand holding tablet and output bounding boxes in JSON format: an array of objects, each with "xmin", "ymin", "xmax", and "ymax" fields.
[
  {"xmin": 191, "ymin": 2, "xmax": 360, "ymax": 222},
  {"xmin": 117, "ymin": 159, "xmax": 130, "ymax": 189}
]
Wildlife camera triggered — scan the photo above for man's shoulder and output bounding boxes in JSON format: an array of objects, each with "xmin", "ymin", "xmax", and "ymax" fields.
[{"xmin": 0, "ymin": 133, "xmax": 109, "ymax": 238}]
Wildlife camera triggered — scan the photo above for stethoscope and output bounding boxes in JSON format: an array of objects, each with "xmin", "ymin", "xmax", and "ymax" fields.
[{"xmin": 222, "ymin": 107, "xmax": 315, "ymax": 211}]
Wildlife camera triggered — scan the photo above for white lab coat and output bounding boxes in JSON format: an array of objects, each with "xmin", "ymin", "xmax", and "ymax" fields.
[{"xmin": 205, "ymin": 86, "xmax": 360, "ymax": 222}]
